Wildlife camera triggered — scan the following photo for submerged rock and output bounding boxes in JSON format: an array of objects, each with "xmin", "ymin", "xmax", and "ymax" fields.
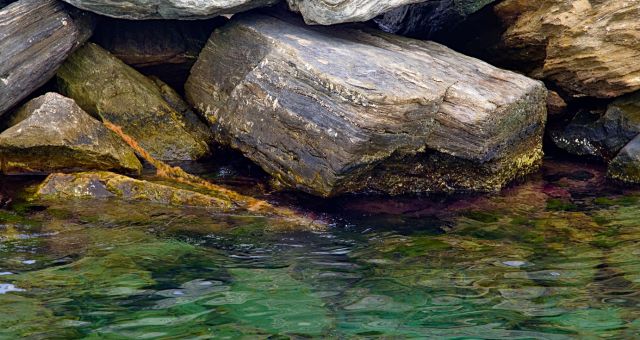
[
  {"xmin": 0, "ymin": 93, "xmax": 141, "ymax": 175},
  {"xmin": 287, "ymin": 0, "xmax": 425, "ymax": 25},
  {"xmin": 92, "ymin": 17, "xmax": 227, "ymax": 89},
  {"xmin": 375, "ymin": 0, "xmax": 496, "ymax": 39},
  {"xmin": 57, "ymin": 43, "xmax": 213, "ymax": 161},
  {"xmin": 186, "ymin": 13, "xmax": 547, "ymax": 197},
  {"xmin": 495, "ymin": 0, "xmax": 640, "ymax": 98},
  {"xmin": 61, "ymin": 0, "xmax": 278, "ymax": 19},
  {"xmin": 0, "ymin": 0, "xmax": 93, "ymax": 116},
  {"xmin": 37, "ymin": 172, "xmax": 235, "ymax": 209}
]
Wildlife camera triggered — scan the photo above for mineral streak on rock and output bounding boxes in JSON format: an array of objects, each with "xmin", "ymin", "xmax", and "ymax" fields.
[
  {"xmin": 0, "ymin": 93, "xmax": 142, "ymax": 175},
  {"xmin": 186, "ymin": 13, "xmax": 548, "ymax": 197},
  {"xmin": 287, "ymin": 0, "xmax": 426, "ymax": 25},
  {"xmin": 0, "ymin": 0, "xmax": 94, "ymax": 116},
  {"xmin": 61, "ymin": 0, "xmax": 279, "ymax": 19}
]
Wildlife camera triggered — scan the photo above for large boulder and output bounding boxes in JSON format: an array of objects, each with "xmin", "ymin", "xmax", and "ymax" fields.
[
  {"xmin": 92, "ymin": 17, "xmax": 227, "ymax": 89},
  {"xmin": 375, "ymin": 0, "xmax": 497, "ymax": 39},
  {"xmin": 61, "ymin": 0, "xmax": 278, "ymax": 19},
  {"xmin": 186, "ymin": 14, "xmax": 547, "ymax": 197},
  {"xmin": 287, "ymin": 0, "xmax": 425, "ymax": 25},
  {"xmin": 57, "ymin": 43, "xmax": 213, "ymax": 161},
  {"xmin": 0, "ymin": 0, "xmax": 94, "ymax": 116},
  {"xmin": 0, "ymin": 93, "xmax": 141, "ymax": 175},
  {"xmin": 495, "ymin": 0, "xmax": 640, "ymax": 99}
]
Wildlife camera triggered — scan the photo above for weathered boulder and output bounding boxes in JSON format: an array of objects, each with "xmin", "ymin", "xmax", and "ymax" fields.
[
  {"xmin": 495, "ymin": 0, "xmax": 640, "ymax": 98},
  {"xmin": 186, "ymin": 14, "xmax": 547, "ymax": 197},
  {"xmin": 0, "ymin": 93, "xmax": 142, "ymax": 175},
  {"xmin": 287, "ymin": 0, "xmax": 426, "ymax": 25},
  {"xmin": 37, "ymin": 172, "xmax": 235, "ymax": 209},
  {"xmin": 550, "ymin": 92, "xmax": 640, "ymax": 160},
  {"xmin": 375, "ymin": 0, "xmax": 496, "ymax": 39},
  {"xmin": 608, "ymin": 135, "xmax": 640, "ymax": 184},
  {"xmin": 92, "ymin": 17, "xmax": 227, "ymax": 89},
  {"xmin": 61, "ymin": 0, "xmax": 278, "ymax": 19},
  {"xmin": 57, "ymin": 43, "xmax": 213, "ymax": 161},
  {"xmin": 0, "ymin": 0, "xmax": 94, "ymax": 116}
]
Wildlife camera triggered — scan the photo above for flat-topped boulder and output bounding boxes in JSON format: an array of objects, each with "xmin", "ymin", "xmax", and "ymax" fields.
[
  {"xmin": 61, "ymin": 0, "xmax": 278, "ymax": 19},
  {"xmin": 0, "ymin": 93, "xmax": 141, "ymax": 175},
  {"xmin": 57, "ymin": 43, "xmax": 213, "ymax": 161},
  {"xmin": 0, "ymin": 0, "xmax": 93, "ymax": 116},
  {"xmin": 186, "ymin": 14, "xmax": 547, "ymax": 197}
]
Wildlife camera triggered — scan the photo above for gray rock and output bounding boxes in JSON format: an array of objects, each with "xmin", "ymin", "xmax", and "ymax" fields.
[
  {"xmin": 61, "ymin": 0, "xmax": 278, "ymax": 19},
  {"xmin": 0, "ymin": 93, "xmax": 142, "ymax": 175},
  {"xmin": 375, "ymin": 0, "xmax": 496, "ymax": 39},
  {"xmin": 608, "ymin": 135, "xmax": 640, "ymax": 184},
  {"xmin": 92, "ymin": 17, "xmax": 227, "ymax": 89},
  {"xmin": 287, "ymin": 0, "xmax": 425, "ymax": 25},
  {"xmin": 186, "ymin": 13, "xmax": 547, "ymax": 197},
  {"xmin": 57, "ymin": 43, "xmax": 213, "ymax": 161},
  {"xmin": 0, "ymin": 0, "xmax": 94, "ymax": 116}
]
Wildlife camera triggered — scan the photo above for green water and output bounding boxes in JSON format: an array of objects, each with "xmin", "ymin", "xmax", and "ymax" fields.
[{"xmin": 2, "ymin": 160, "xmax": 640, "ymax": 339}]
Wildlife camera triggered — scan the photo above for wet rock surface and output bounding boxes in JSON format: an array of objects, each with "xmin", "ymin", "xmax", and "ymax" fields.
[
  {"xmin": 57, "ymin": 43, "xmax": 213, "ymax": 161},
  {"xmin": 0, "ymin": 93, "xmax": 142, "ymax": 175},
  {"xmin": 187, "ymin": 13, "xmax": 547, "ymax": 197},
  {"xmin": 0, "ymin": 0, "xmax": 94, "ymax": 116},
  {"xmin": 287, "ymin": 0, "xmax": 426, "ymax": 25},
  {"xmin": 495, "ymin": 0, "xmax": 640, "ymax": 98},
  {"xmin": 61, "ymin": 0, "xmax": 278, "ymax": 19},
  {"xmin": 609, "ymin": 135, "xmax": 640, "ymax": 184},
  {"xmin": 92, "ymin": 17, "xmax": 227, "ymax": 90},
  {"xmin": 375, "ymin": 0, "xmax": 496, "ymax": 39}
]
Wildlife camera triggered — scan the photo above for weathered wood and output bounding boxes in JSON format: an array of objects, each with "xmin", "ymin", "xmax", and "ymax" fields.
[
  {"xmin": 61, "ymin": 0, "xmax": 278, "ymax": 19},
  {"xmin": 186, "ymin": 13, "xmax": 547, "ymax": 197},
  {"xmin": 0, "ymin": 0, "xmax": 94, "ymax": 116}
]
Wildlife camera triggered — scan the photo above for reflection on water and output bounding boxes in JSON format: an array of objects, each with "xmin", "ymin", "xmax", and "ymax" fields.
[{"xmin": 1, "ymin": 159, "xmax": 640, "ymax": 338}]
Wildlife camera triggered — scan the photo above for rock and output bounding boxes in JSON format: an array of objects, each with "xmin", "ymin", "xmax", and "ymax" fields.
[
  {"xmin": 546, "ymin": 90, "xmax": 567, "ymax": 117},
  {"xmin": 61, "ymin": 0, "xmax": 278, "ymax": 19},
  {"xmin": 37, "ymin": 172, "xmax": 235, "ymax": 209},
  {"xmin": 608, "ymin": 135, "xmax": 640, "ymax": 184},
  {"xmin": 57, "ymin": 43, "xmax": 213, "ymax": 161},
  {"xmin": 287, "ymin": 0, "xmax": 426, "ymax": 25},
  {"xmin": 550, "ymin": 92, "xmax": 640, "ymax": 160},
  {"xmin": 186, "ymin": 13, "xmax": 547, "ymax": 197},
  {"xmin": 495, "ymin": 0, "xmax": 640, "ymax": 98},
  {"xmin": 0, "ymin": 0, "xmax": 94, "ymax": 116},
  {"xmin": 92, "ymin": 17, "xmax": 227, "ymax": 90},
  {"xmin": 0, "ymin": 93, "xmax": 142, "ymax": 175},
  {"xmin": 375, "ymin": 0, "xmax": 496, "ymax": 39}
]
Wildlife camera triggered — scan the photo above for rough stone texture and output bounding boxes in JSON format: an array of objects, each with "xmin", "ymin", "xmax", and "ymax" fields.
[
  {"xmin": 92, "ymin": 17, "xmax": 227, "ymax": 89},
  {"xmin": 375, "ymin": 0, "xmax": 496, "ymax": 39},
  {"xmin": 186, "ymin": 13, "xmax": 547, "ymax": 197},
  {"xmin": 0, "ymin": 0, "xmax": 94, "ymax": 116},
  {"xmin": 608, "ymin": 135, "xmax": 640, "ymax": 184},
  {"xmin": 546, "ymin": 90, "xmax": 567, "ymax": 116},
  {"xmin": 37, "ymin": 172, "xmax": 235, "ymax": 209},
  {"xmin": 61, "ymin": 0, "xmax": 278, "ymax": 19},
  {"xmin": 495, "ymin": 0, "xmax": 640, "ymax": 99},
  {"xmin": 287, "ymin": 0, "xmax": 427, "ymax": 25},
  {"xmin": 550, "ymin": 92, "xmax": 640, "ymax": 161},
  {"xmin": 0, "ymin": 93, "xmax": 142, "ymax": 175},
  {"xmin": 57, "ymin": 43, "xmax": 213, "ymax": 161}
]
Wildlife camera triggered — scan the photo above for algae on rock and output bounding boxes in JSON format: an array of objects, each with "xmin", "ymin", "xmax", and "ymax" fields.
[{"xmin": 57, "ymin": 43, "xmax": 213, "ymax": 161}]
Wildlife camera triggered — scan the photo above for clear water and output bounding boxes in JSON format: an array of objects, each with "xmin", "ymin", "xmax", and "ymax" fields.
[{"xmin": 1, "ymin": 159, "xmax": 640, "ymax": 339}]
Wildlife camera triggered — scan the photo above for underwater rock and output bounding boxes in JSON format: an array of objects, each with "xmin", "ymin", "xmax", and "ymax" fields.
[
  {"xmin": 0, "ymin": 93, "xmax": 141, "ymax": 175},
  {"xmin": 550, "ymin": 92, "xmax": 640, "ymax": 160},
  {"xmin": 186, "ymin": 13, "xmax": 547, "ymax": 197},
  {"xmin": 92, "ymin": 17, "xmax": 227, "ymax": 89},
  {"xmin": 608, "ymin": 135, "xmax": 640, "ymax": 184},
  {"xmin": 287, "ymin": 0, "xmax": 425, "ymax": 25},
  {"xmin": 495, "ymin": 0, "xmax": 640, "ymax": 98},
  {"xmin": 57, "ymin": 43, "xmax": 213, "ymax": 161},
  {"xmin": 0, "ymin": 0, "xmax": 94, "ymax": 116},
  {"xmin": 61, "ymin": 0, "xmax": 278, "ymax": 19},
  {"xmin": 37, "ymin": 172, "xmax": 235, "ymax": 209},
  {"xmin": 375, "ymin": 0, "xmax": 496, "ymax": 39}
]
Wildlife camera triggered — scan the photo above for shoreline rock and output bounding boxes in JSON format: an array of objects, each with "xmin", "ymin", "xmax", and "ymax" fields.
[{"xmin": 186, "ymin": 13, "xmax": 547, "ymax": 197}]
